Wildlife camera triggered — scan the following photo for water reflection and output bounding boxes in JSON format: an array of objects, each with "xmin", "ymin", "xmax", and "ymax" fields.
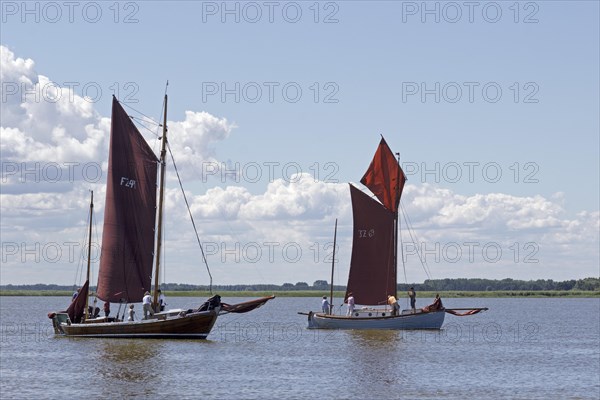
[
  {"xmin": 96, "ymin": 340, "xmax": 163, "ymax": 396},
  {"xmin": 348, "ymin": 330, "xmax": 401, "ymax": 348},
  {"xmin": 343, "ymin": 330, "xmax": 407, "ymax": 389}
]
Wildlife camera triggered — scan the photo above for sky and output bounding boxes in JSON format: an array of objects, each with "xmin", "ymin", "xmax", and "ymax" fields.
[{"xmin": 1, "ymin": 1, "xmax": 598, "ymax": 287}]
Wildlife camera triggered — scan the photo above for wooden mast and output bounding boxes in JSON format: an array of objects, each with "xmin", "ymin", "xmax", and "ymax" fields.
[
  {"xmin": 153, "ymin": 94, "xmax": 168, "ymax": 309},
  {"xmin": 83, "ymin": 190, "xmax": 93, "ymax": 322},
  {"xmin": 329, "ymin": 219, "xmax": 337, "ymax": 314},
  {"xmin": 393, "ymin": 152, "xmax": 400, "ymax": 298}
]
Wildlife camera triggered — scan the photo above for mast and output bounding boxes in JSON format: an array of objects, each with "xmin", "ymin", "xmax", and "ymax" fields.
[
  {"xmin": 394, "ymin": 152, "xmax": 400, "ymax": 298},
  {"xmin": 153, "ymin": 94, "xmax": 168, "ymax": 309},
  {"xmin": 329, "ymin": 219, "xmax": 337, "ymax": 314},
  {"xmin": 83, "ymin": 191, "xmax": 93, "ymax": 322}
]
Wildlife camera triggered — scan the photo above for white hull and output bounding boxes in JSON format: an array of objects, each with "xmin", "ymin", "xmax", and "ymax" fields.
[{"xmin": 307, "ymin": 309, "xmax": 445, "ymax": 330}]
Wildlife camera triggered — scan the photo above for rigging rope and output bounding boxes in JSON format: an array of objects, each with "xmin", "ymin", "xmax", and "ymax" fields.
[
  {"xmin": 399, "ymin": 207, "xmax": 408, "ymax": 286},
  {"xmin": 400, "ymin": 202, "xmax": 433, "ymax": 280},
  {"xmin": 91, "ymin": 194, "xmax": 100, "ymax": 290},
  {"xmin": 130, "ymin": 116, "xmax": 161, "ymax": 137},
  {"xmin": 160, "ymin": 187, "xmax": 167, "ymax": 287},
  {"xmin": 121, "ymin": 102, "xmax": 161, "ymax": 128},
  {"xmin": 73, "ymin": 197, "xmax": 91, "ymax": 287},
  {"xmin": 166, "ymin": 142, "xmax": 213, "ymax": 294}
]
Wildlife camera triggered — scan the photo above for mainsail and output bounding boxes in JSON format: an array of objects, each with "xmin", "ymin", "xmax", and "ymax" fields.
[
  {"xmin": 346, "ymin": 137, "xmax": 406, "ymax": 306},
  {"xmin": 360, "ymin": 137, "xmax": 405, "ymax": 213},
  {"xmin": 97, "ymin": 97, "xmax": 159, "ymax": 303},
  {"xmin": 345, "ymin": 185, "xmax": 396, "ymax": 305}
]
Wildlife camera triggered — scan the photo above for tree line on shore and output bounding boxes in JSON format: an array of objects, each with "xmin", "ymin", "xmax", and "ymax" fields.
[{"xmin": 2, "ymin": 277, "xmax": 598, "ymax": 292}]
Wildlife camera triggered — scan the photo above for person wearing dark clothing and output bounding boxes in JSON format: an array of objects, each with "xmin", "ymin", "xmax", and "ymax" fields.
[{"xmin": 408, "ymin": 287, "xmax": 416, "ymax": 312}]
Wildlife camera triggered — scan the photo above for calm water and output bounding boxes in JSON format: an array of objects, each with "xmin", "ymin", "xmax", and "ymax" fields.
[{"xmin": 0, "ymin": 296, "xmax": 598, "ymax": 399}]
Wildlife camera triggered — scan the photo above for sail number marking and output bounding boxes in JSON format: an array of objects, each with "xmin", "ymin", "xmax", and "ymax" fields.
[
  {"xmin": 358, "ymin": 229, "xmax": 375, "ymax": 238},
  {"xmin": 120, "ymin": 177, "xmax": 136, "ymax": 189}
]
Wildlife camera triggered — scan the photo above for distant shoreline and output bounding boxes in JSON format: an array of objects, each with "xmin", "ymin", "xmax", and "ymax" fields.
[{"xmin": 1, "ymin": 290, "xmax": 598, "ymax": 298}]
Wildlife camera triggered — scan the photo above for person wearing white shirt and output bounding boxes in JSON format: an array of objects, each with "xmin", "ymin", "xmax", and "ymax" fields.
[
  {"xmin": 128, "ymin": 304, "xmax": 135, "ymax": 321},
  {"xmin": 321, "ymin": 296, "xmax": 330, "ymax": 314},
  {"xmin": 346, "ymin": 293, "xmax": 355, "ymax": 317},
  {"xmin": 142, "ymin": 291, "xmax": 154, "ymax": 319}
]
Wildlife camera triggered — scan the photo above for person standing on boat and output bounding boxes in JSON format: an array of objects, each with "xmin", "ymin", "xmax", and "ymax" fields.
[
  {"xmin": 128, "ymin": 304, "xmax": 135, "ymax": 321},
  {"xmin": 158, "ymin": 290, "xmax": 166, "ymax": 312},
  {"xmin": 103, "ymin": 301, "xmax": 110, "ymax": 317},
  {"xmin": 91, "ymin": 297, "xmax": 100, "ymax": 318},
  {"xmin": 321, "ymin": 296, "xmax": 330, "ymax": 314},
  {"xmin": 388, "ymin": 295, "xmax": 399, "ymax": 316},
  {"xmin": 408, "ymin": 287, "xmax": 416, "ymax": 313},
  {"xmin": 346, "ymin": 293, "xmax": 355, "ymax": 317},
  {"xmin": 432, "ymin": 294, "xmax": 443, "ymax": 310},
  {"xmin": 142, "ymin": 291, "xmax": 154, "ymax": 319}
]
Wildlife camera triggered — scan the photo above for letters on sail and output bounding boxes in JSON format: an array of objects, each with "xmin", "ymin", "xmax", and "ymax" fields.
[{"xmin": 120, "ymin": 177, "xmax": 137, "ymax": 188}]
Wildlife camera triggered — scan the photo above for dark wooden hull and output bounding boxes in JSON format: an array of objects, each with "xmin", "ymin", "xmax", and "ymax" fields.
[{"xmin": 55, "ymin": 309, "xmax": 219, "ymax": 339}]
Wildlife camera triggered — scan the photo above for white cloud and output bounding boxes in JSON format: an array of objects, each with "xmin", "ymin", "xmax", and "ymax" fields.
[
  {"xmin": 1, "ymin": 46, "xmax": 107, "ymax": 163},
  {"xmin": 1, "ymin": 44, "xmax": 235, "ymax": 178},
  {"xmin": 149, "ymin": 110, "xmax": 236, "ymax": 181},
  {"xmin": 238, "ymin": 173, "xmax": 347, "ymax": 220},
  {"xmin": 0, "ymin": 45, "xmax": 239, "ymax": 284},
  {"xmin": 402, "ymin": 184, "xmax": 581, "ymax": 233}
]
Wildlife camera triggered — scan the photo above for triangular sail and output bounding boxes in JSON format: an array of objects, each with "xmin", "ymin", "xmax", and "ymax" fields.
[
  {"xmin": 97, "ymin": 97, "xmax": 159, "ymax": 303},
  {"xmin": 345, "ymin": 184, "xmax": 396, "ymax": 305},
  {"xmin": 66, "ymin": 280, "xmax": 89, "ymax": 323},
  {"xmin": 360, "ymin": 137, "xmax": 405, "ymax": 213}
]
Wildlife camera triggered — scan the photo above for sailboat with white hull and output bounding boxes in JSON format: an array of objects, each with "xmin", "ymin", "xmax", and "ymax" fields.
[
  {"xmin": 49, "ymin": 95, "xmax": 273, "ymax": 339},
  {"xmin": 304, "ymin": 138, "xmax": 486, "ymax": 330}
]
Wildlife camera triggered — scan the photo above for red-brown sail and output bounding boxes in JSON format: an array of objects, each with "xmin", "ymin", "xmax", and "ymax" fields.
[
  {"xmin": 345, "ymin": 184, "xmax": 396, "ymax": 305},
  {"xmin": 65, "ymin": 279, "xmax": 89, "ymax": 323},
  {"xmin": 97, "ymin": 97, "xmax": 158, "ymax": 303},
  {"xmin": 360, "ymin": 137, "xmax": 405, "ymax": 213},
  {"xmin": 221, "ymin": 295, "xmax": 276, "ymax": 313}
]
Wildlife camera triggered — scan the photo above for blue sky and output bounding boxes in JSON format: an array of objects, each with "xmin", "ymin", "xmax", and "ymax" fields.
[{"xmin": 1, "ymin": 1, "xmax": 598, "ymax": 286}]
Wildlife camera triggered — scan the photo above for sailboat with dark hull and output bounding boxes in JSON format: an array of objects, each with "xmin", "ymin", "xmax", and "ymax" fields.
[
  {"xmin": 305, "ymin": 138, "xmax": 486, "ymax": 330},
  {"xmin": 49, "ymin": 96, "xmax": 273, "ymax": 339}
]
